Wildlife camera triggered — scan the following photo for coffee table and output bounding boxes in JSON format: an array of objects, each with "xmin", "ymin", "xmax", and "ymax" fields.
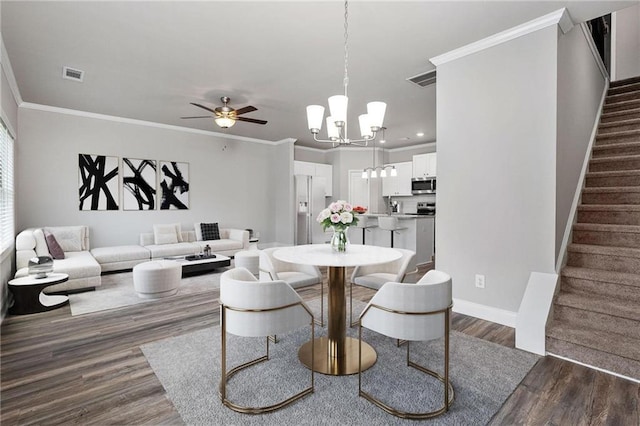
[
  {"xmin": 164, "ymin": 254, "xmax": 231, "ymax": 276},
  {"xmin": 8, "ymin": 273, "xmax": 70, "ymax": 315}
]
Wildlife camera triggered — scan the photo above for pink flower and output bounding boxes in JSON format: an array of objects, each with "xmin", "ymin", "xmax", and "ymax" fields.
[
  {"xmin": 344, "ymin": 203, "xmax": 353, "ymax": 212},
  {"xmin": 330, "ymin": 213, "xmax": 341, "ymax": 223}
]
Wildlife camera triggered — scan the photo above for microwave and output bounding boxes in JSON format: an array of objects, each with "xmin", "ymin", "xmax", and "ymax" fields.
[{"xmin": 411, "ymin": 177, "xmax": 436, "ymax": 194}]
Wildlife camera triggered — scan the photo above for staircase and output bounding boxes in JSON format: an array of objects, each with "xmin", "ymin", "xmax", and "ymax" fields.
[{"xmin": 546, "ymin": 75, "xmax": 640, "ymax": 380}]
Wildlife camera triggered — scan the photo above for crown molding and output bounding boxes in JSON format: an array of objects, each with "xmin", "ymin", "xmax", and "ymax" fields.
[
  {"xmin": 296, "ymin": 141, "xmax": 436, "ymax": 154},
  {"xmin": 19, "ymin": 103, "xmax": 279, "ymax": 145},
  {"xmin": 430, "ymin": 8, "xmax": 574, "ymax": 67},
  {"xmin": 274, "ymin": 138, "xmax": 297, "ymax": 146},
  {"xmin": 0, "ymin": 35, "xmax": 23, "ymax": 107}
]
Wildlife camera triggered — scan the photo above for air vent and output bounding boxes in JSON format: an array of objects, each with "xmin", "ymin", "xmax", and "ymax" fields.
[
  {"xmin": 62, "ymin": 66, "xmax": 84, "ymax": 82},
  {"xmin": 407, "ymin": 69, "xmax": 436, "ymax": 88}
]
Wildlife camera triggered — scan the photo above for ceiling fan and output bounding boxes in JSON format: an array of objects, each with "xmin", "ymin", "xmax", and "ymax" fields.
[{"xmin": 181, "ymin": 96, "xmax": 267, "ymax": 128}]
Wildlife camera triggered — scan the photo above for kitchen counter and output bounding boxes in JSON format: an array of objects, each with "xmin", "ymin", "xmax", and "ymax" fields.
[{"xmin": 361, "ymin": 213, "xmax": 435, "ymax": 219}]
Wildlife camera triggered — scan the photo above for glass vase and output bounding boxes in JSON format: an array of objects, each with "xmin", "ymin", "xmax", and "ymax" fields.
[{"xmin": 330, "ymin": 227, "xmax": 350, "ymax": 253}]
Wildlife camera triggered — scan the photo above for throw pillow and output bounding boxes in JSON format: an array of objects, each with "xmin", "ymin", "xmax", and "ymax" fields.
[
  {"xmin": 44, "ymin": 230, "xmax": 65, "ymax": 259},
  {"xmin": 33, "ymin": 228, "xmax": 51, "ymax": 257},
  {"xmin": 45, "ymin": 226, "xmax": 84, "ymax": 252},
  {"xmin": 153, "ymin": 224, "xmax": 179, "ymax": 245},
  {"xmin": 201, "ymin": 223, "xmax": 220, "ymax": 240}
]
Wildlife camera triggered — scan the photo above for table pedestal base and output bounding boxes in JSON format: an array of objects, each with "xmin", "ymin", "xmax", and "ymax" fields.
[{"xmin": 298, "ymin": 336, "xmax": 377, "ymax": 375}]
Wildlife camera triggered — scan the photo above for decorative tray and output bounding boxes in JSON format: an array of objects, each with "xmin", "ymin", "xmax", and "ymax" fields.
[{"xmin": 185, "ymin": 254, "xmax": 217, "ymax": 261}]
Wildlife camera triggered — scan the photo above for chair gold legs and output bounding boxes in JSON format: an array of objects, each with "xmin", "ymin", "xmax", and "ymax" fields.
[
  {"xmin": 358, "ymin": 311, "xmax": 454, "ymax": 420},
  {"xmin": 314, "ymin": 280, "xmax": 324, "ymax": 327},
  {"xmin": 220, "ymin": 305, "xmax": 315, "ymax": 414}
]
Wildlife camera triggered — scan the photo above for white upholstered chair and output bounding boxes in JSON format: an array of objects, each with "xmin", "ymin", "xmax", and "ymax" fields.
[
  {"xmin": 260, "ymin": 247, "xmax": 325, "ymax": 326},
  {"xmin": 349, "ymin": 248, "xmax": 415, "ymax": 326},
  {"xmin": 358, "ymin": 269, "xmax": 454, "ymax": 419},
  {"xmin": 377, "ymin": 216, "xmax": 407, "ymax": 248},
  {"xmin": 219, "ymin": 267, "xmax": 315, "ymax": 414}
]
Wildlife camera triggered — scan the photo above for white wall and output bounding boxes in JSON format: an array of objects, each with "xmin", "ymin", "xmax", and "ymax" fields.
[
  {"xmin": 556, "ymin": 25, "xmax": 607, "ymax": 260},
  {"xmin": 613, "ymin": 4, "xmax": 640, "ymax": 81},
  {"xmin": 436, "ymin": 26, "xmax": 558, "ymax": 313},
  {"xmin": 274, "ymin": 140, "xmax": 295, "ymax": 245},
  {"xmin": 16, "ymin": 107, "xmax": 282, "ymax": 248}
]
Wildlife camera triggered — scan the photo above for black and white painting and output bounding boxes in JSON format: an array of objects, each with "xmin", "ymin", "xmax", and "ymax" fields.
[
  {"xmin": 78, "ymin": 154, "xmax": 119, "ymax": 211},
  {"xmin": 123, "ymin": 158, "xmax": 157, "ymax": 210},
  {"xmin": 159, "ymin": 161, "xmax": 189, "ymax": 210}
]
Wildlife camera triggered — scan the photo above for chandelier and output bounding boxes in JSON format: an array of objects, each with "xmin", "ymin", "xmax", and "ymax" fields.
[
  {"xmin": 306, "ymin": 0, "xmax": 386, "ymax": 146},
  {"xmin": 362, "ymin": 128, "xmax": 397, "ymax": 178}
]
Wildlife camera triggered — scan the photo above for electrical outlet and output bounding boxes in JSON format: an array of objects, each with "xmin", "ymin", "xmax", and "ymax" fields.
[{"xmin": 475, "ymin": 274, "xmax": 485, "ymax": 289}]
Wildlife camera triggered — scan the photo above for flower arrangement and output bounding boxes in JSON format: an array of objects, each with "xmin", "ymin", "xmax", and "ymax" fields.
[
  {"xmin": 316, "ymin": 200, "xmax": 359, "ymax": 231},
  {"xmin": 317, "ymin": 200, "xmax": 367, "ymax": 252}
]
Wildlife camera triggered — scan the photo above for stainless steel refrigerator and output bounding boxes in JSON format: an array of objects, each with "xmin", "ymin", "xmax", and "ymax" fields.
[{"xmin": 295, "ymin": 174, "xmax": 328, "ymax": 245}]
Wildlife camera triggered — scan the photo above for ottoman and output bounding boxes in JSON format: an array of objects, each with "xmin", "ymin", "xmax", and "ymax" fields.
[
  {"xmin": 91, "ymin": 245, "xmax": 151, "ymax": 273},
  {"xmin": 234, "ymin": 250, "xmax": 260, "ymax": 276},
  {"xmin": 133, "ymin": 260, "xmax": 181, "ymax": 299}
]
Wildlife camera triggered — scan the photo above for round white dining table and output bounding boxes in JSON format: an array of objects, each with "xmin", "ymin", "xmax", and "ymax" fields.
[{"xmin": 274, "ymin": 244, "xmax": 402, "ymax": 375}]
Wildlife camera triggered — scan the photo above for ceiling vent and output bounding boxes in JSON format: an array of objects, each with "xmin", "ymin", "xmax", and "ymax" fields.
[
  {"xmin": 62, "ymin": 66, "xmax": 84, "ymax": 82},
  {"xmin": 407, "ymin": 69, "xmax": 436, "ymax": 88}
]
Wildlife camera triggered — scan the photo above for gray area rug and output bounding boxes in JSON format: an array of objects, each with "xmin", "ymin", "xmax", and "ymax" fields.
[
  {"xmin": 68, "ymin": 268, "xmax": 229, "ymax": 316},
  {"xmin": 142, "ymin": 300, "xmax": 538, "ymax": 425}
]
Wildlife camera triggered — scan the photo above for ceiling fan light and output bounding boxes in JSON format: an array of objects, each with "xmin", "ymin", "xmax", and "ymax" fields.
[
  {"xmin": 359, "ymin": 114, "xmax": 374, "ymax": 139},
  {"xmin": 326, "ymin": 117, "xmax": 340, "ymax": 140},
  {"xmin": 215, "ymin": 116, "xmax": 236, "ymax": 128},
  {"xmin": 306, "ymin": 105, "xmax": 325, "ymax": 133},
  {"xmin": 328, "ymin": 95, "xmax": 348, "ymax": 126},
  {"xmin": 367, "ymin": 101, "xmax": 386, "ymax": 130}
]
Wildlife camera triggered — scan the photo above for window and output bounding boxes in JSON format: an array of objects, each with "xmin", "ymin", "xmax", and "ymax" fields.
[{"xmin": 0, "ymin": 118, "xmax": 15, "ymax": 254}]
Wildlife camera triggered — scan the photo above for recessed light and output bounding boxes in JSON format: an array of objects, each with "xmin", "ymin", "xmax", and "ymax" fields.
[{"xmin": 416, "ymin": 132, "xmax": 425, "ymax": 137}]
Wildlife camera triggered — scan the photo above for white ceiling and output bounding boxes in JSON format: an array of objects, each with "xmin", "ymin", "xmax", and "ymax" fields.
[{"xmin": 2, "ymin": 1, "xmax": 636, "ymax": 149}]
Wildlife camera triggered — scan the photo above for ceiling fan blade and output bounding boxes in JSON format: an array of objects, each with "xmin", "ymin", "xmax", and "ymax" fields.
[
  {"xmin": 190, "ymin": 102, "xmax": 217, "ymax": 114},
  {"xmin": 237, "ymin": 116, "xmax": 268, "ymax": 125},
  {"xmin": 234, "ymin": 105, "xmax": 258, "ymax": 116},
  {"xmin": 180, "ymin": 115, "xmax": 211, "ymax": 119}
]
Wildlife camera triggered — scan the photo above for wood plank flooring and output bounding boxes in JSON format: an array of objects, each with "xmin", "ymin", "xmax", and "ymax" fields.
[{"xmin": 1, "ymin": 266, "xmax": 638, "ymax": 425}]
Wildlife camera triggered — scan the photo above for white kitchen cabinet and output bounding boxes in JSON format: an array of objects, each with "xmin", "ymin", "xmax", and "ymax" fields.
[
  {"xmin": 294, "ymin": 160, "xmax": 333, "ymax": 197},
  {"xmin": 382, "ymin": 161, "xmax": 413, "ymax": 196},
  {"xmin": 412, "ymin": 153, "xmax": 437, "ymax": 178}
]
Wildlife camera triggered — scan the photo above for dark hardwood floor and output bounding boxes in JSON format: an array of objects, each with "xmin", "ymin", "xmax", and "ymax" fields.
[{"xmin": 1, "ymin": 266, "xmax": 638, "ymax": 425}]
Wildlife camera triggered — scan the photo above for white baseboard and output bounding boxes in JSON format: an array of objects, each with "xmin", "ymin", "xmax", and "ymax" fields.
[
  {"xmin": 452, "ymin": 298, "xmax": 517, "ymax": 328},
  {"xmin": 547, "ymin": 352, "xmax": 640, "ymax": 384}
]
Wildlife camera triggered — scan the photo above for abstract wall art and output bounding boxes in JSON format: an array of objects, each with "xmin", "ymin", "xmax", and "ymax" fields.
[
  {"xmin": 159, "ymin": 161, "xmax": 189, "ymax": 210},
  {"xmin": 78, "ymin": 154, "xmax": 119, "ymax": 211},
  {"xmin": 123, "ymin": 158, "xmax": 157, "ymax": 210}
]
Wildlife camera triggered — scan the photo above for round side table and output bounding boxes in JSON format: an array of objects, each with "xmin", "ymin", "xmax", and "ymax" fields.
[{"xmin": 8, "ymin": 273, "xmax": 69, "ymax": 315}]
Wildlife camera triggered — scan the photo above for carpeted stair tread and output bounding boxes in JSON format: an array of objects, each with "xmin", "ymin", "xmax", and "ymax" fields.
[
  {"xmin": 573, "ymin": 222, "xmax": 640, "ymax": 234},
  {"xmin": 595, "ymin": 129, "xmax": 640, "ymax": 144},
  {"xmin": 606, "ymin": 90, "xmax": 640, "ymax": 105},
  {"xmin": 552, "ymin": 305, "xmax": 640, "ymax": 340},
  {"xmin": 582, "ymin": 186, "xmax": 640, "ymax": 194},
  {"xmin": 568, "ymin": 243, "xmax": 640, "ymax": 260},
  {"xmin": 609, "ymin": 81, "xmax": 640, "ymax": 96},
  {"xmin": 546, "ymin": 337, "xmax": 640, "ymax": 380},
  {"xmin": 600, "ymin": 107, "xmax": 640, "ymax": 123},
  {"xmin": 603, "ymin": 99, "xmax": 640, "ymax": 114},
  {"xmin": 562, "ymin": 266, "xmax": 640, "ymax": 289},
  {"xmin": 546, "ymin": 321, "xmax": 640, "ymax": 361},
  {"xmin": 610, "ymin": 75, "xmax": 640, "ymax": 88},
  {"xmin": 578, "ymin": 203, "xmax": 640, "ymax": 212},
  {"xmin": 598, "ymin": 117, "xmax": 640, "ymax": 132},
  {"xmin": 554, "ymin": 290, "xmax": 640, "ymax": 322},
  {"xmin": 592, "ymin": 141, "xmax": 640, "ymax": 157}
]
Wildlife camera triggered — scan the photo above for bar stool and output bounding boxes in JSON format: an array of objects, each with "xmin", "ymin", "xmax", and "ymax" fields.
[
  {"xmin": 354, "ymin": 218, "xmax": 377, "ymax": 245},
  {"xmin": 378, "ymin": 216, "xmax": 406, "ymax": 248}
]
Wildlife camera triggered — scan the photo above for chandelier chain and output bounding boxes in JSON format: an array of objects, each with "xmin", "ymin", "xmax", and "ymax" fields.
[{"xmin": 343, "ymin": 0, "xmax": 349, "ymax": 98}]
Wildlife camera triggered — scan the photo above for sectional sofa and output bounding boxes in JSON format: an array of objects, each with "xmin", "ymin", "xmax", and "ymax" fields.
[{"xmin": 14, "ymin": 224, "xmax": 250, "ymax": 293}]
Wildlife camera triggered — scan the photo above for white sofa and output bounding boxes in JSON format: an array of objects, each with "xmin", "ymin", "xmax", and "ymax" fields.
[
  {"xmin": 15, "ymin": 226, "xmax": 101, "ymax": 293},
  {"xmin": 140, "ymin": 227, "xmax": 249, "ymax": 259}
]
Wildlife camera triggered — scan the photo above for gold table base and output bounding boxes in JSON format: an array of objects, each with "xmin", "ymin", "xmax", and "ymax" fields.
[{"xmin": 298, "ymin": 336, "xmax": 377, "ymax": 375}]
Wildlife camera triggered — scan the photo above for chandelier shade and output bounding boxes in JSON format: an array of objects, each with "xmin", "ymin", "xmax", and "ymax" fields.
[{"xmin": 306, "ymin": 105, "xmax": 325, "ymax": 132}]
